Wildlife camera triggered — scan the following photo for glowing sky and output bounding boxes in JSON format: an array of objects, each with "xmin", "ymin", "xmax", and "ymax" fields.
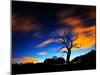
[{"xmin": 12, "ymin": 1, "xmax": 96, "ymax": 64}]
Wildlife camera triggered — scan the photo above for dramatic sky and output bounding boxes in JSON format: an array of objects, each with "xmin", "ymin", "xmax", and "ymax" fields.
[{"xmin": 12, "ymin": 1, "xmax": 96, "ymax": 64}]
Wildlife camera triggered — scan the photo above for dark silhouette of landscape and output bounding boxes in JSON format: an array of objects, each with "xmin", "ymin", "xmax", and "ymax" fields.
[{"xmin": 12, "ymin": 50, "xmax": 96, "ymax": 74}]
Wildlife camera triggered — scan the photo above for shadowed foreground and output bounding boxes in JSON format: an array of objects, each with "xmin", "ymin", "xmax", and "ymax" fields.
[{"xmin": 12, "ymin": 50, "xmax": 96, "ymax": 74}]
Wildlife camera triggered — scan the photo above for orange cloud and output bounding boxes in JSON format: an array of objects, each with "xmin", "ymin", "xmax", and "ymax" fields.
[
  {"xmin": 56, "ymin": 6, "xmax": 79, "ymax": 19},
  {"xmin": 12, "ymin": 14, "xmax": 41, "ymax": 32},
  {"xmin": 20, "ymin": 57, "xmax": 39, "ymax": 64},
  {"xmin": 59, "ymin": 17, "xmax": 83, "ymax": 27},
  {"xmin": 57, "ymin": 26, "xmax": 96, "ymax": 50},
  {"xmin": 56, "ymin": 8, "xmax": 96, "ymax": 50},
  {"xmin": 57, "ymin": 9, "xmax": 72, "ymax": 19},
  {"xmin": 88, "ymin": 7, "xmax": 96, "ymax": 18},
  {"xmin": 56, "ymin": 8, "xmax": 84, "ymax": 28},
  {"xmin": 73, "ymin": 26, "xmax": 96, "ymax": 49},
  {"xmin": 49, "ymin": 24, "xmax": 96, "ymax": 51}
]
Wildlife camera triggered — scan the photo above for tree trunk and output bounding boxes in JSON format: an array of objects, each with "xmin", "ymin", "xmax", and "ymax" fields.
[{"xmin": 66, "ymin": 49, "xmax": 71, "ymax": 64}]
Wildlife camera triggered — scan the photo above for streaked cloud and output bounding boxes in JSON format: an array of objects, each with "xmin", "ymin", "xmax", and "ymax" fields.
[
  {"xmin": 56, "ymin": 6, "xmax": 79, "ymax": 19},
  {"xmin": 88, "ymin": 7, "xmax": 96, "ymax": 19},
  {"xmin": 56, "ymin": 7, "xmax": 84, "ymax": 28},
  {"xmin": 56, "ymin": 6, "xmax": 96, "ymax": 28},
  {"xmin": 39, "ymin": 24, "xmax": 96, "ymax": 50},
  {"xmin": 32, "ymin": 32, "xmax": 44, "ymax": 38},
  {"xmin": 38, "ymin": 52, "xmax": 47, "ymax": 56},
  {"xmin": 61, "ymin": 25, "xmax": 96, "ymax": 50},
  {"xmin": 55, "ymin": 6, "xmax": 96, "ymax": 50},
  {"xmin": 58, "ymin": 16, "xmax": 84, "ymax": 28},
  {"xmin": 20, "ymin": 57, "xmax": 39, "ymax": 64},
  {"xmin": 12, "ymin": 57, "xmax": 39, "ymax": 64},
  {"xmin": 12, "ymin": 14, "xmax": 41, "ymax": 32},
  {"xmin": 50, "ymin": 28, "xmax": 68, "ymax": 36},
  {"xmin": 36, "ymin": 39, "xmax": 54, "ymax": 48},
  {"xmin": 12, "ymin": 58, "xmax": 20, "ymax": 62},
  {"xmin": 73, "ymin": 26, "xmax": 96, "ymax": 49}
]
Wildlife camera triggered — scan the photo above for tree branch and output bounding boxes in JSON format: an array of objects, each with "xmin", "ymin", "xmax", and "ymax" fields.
[
  {"xmin": 59, "ymin": 46, "xmax": 66, "ymax": 50},
  {"xmin": 73, "ymin": 44, "xmax": 81, "ymax": 48},
  {"xmin": 61, "ymin": 51, "xmax": 68, "ymax": 54},
  {"xmin": 72, "ymin": 33, "xmax": 78, "ymax": 41},
  {"xmin": 58, "ymin": 36, "xmax": 66, "ymax": 45},
  {"xmin": 57, "ymin": 46, "xmax": 65, "ymax": 52}
]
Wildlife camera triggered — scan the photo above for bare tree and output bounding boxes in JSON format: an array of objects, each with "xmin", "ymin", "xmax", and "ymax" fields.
[{"xmin": 58, "ymin": 31, "xmax": 81, "ymax": 64}]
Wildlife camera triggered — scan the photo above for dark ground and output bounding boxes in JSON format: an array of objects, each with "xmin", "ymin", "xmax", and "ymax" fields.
[{"xmin": 12, "ymin": 50, "xmax": 96, "ymax": 75}]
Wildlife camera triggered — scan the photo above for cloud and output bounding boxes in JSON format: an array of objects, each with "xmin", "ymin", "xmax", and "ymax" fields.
[
  {"xmin": 56, "ymin": 6, "xmax": 96, "ymax": 28},
  {"xmin": 12, "ymin": 58, "xmax": 20, "ymax": 62},
  {"xmin": 12, "ymin": 14, "xmax": 41, "ymax": 32},
  {"xmin": 36, "ymin": 39, "xmax": 54, "ymax": 48},
  {"xmin": 58, "ymin": 16, "xmax": 84, "ymax": 28},
  {"xmin": 61, "ymin": 26, "xmax": 96, "ymax": 50},
  {"xmin": 56, "ymin": 6, "xmax": 79, "ymax": 19},
  {"xmin": 56, "ymin": 7, "xmax": 85, "ymax": 28},
  {"xmin": 12, "ymin": 57, "xmax": 39, "ymax": 64},
  {"xmin": 57, "ymin": 9, "xmax": 73, "ymax": 19},
  {"xmin": 55, "ymin": 6, "xmax": 96, "ymax": 50},
  {"xmin": 50, "ymin": 28, "xmax": 68, "ymax": 36},
  {"xmin": 32, "ymin": 32, "xmax": 44, "ymax": 38},
  {"xmin": 38, "ymin": 52, "xmax": 47, "ymax": 56},
  {"xmin": 73, "ymin": 26, "xmax": 96, "ymax": 48},
  {"xmin": 51, "ymin": 25, "xmax": 96, "ymax": 51},
  {"xmin": 20, "ymin": 57, "xmax": 39, "ymax": 64},
  {"xmin": 88, "ymin": 7, "xmax": 96, "ymax": 19},
  {"xmin": 41, "ymin": 25, "xmax": 95, "ymax": 50}
]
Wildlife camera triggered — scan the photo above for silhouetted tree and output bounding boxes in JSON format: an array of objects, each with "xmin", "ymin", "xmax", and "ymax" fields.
[{"xmin": 58, "ymin": 31, "xmax": 81, "ymax": 64}]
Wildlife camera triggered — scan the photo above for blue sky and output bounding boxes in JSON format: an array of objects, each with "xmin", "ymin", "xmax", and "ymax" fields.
[{"xmin": 12, "ymin": 1, "xmax": 96, "ymax": 63}]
